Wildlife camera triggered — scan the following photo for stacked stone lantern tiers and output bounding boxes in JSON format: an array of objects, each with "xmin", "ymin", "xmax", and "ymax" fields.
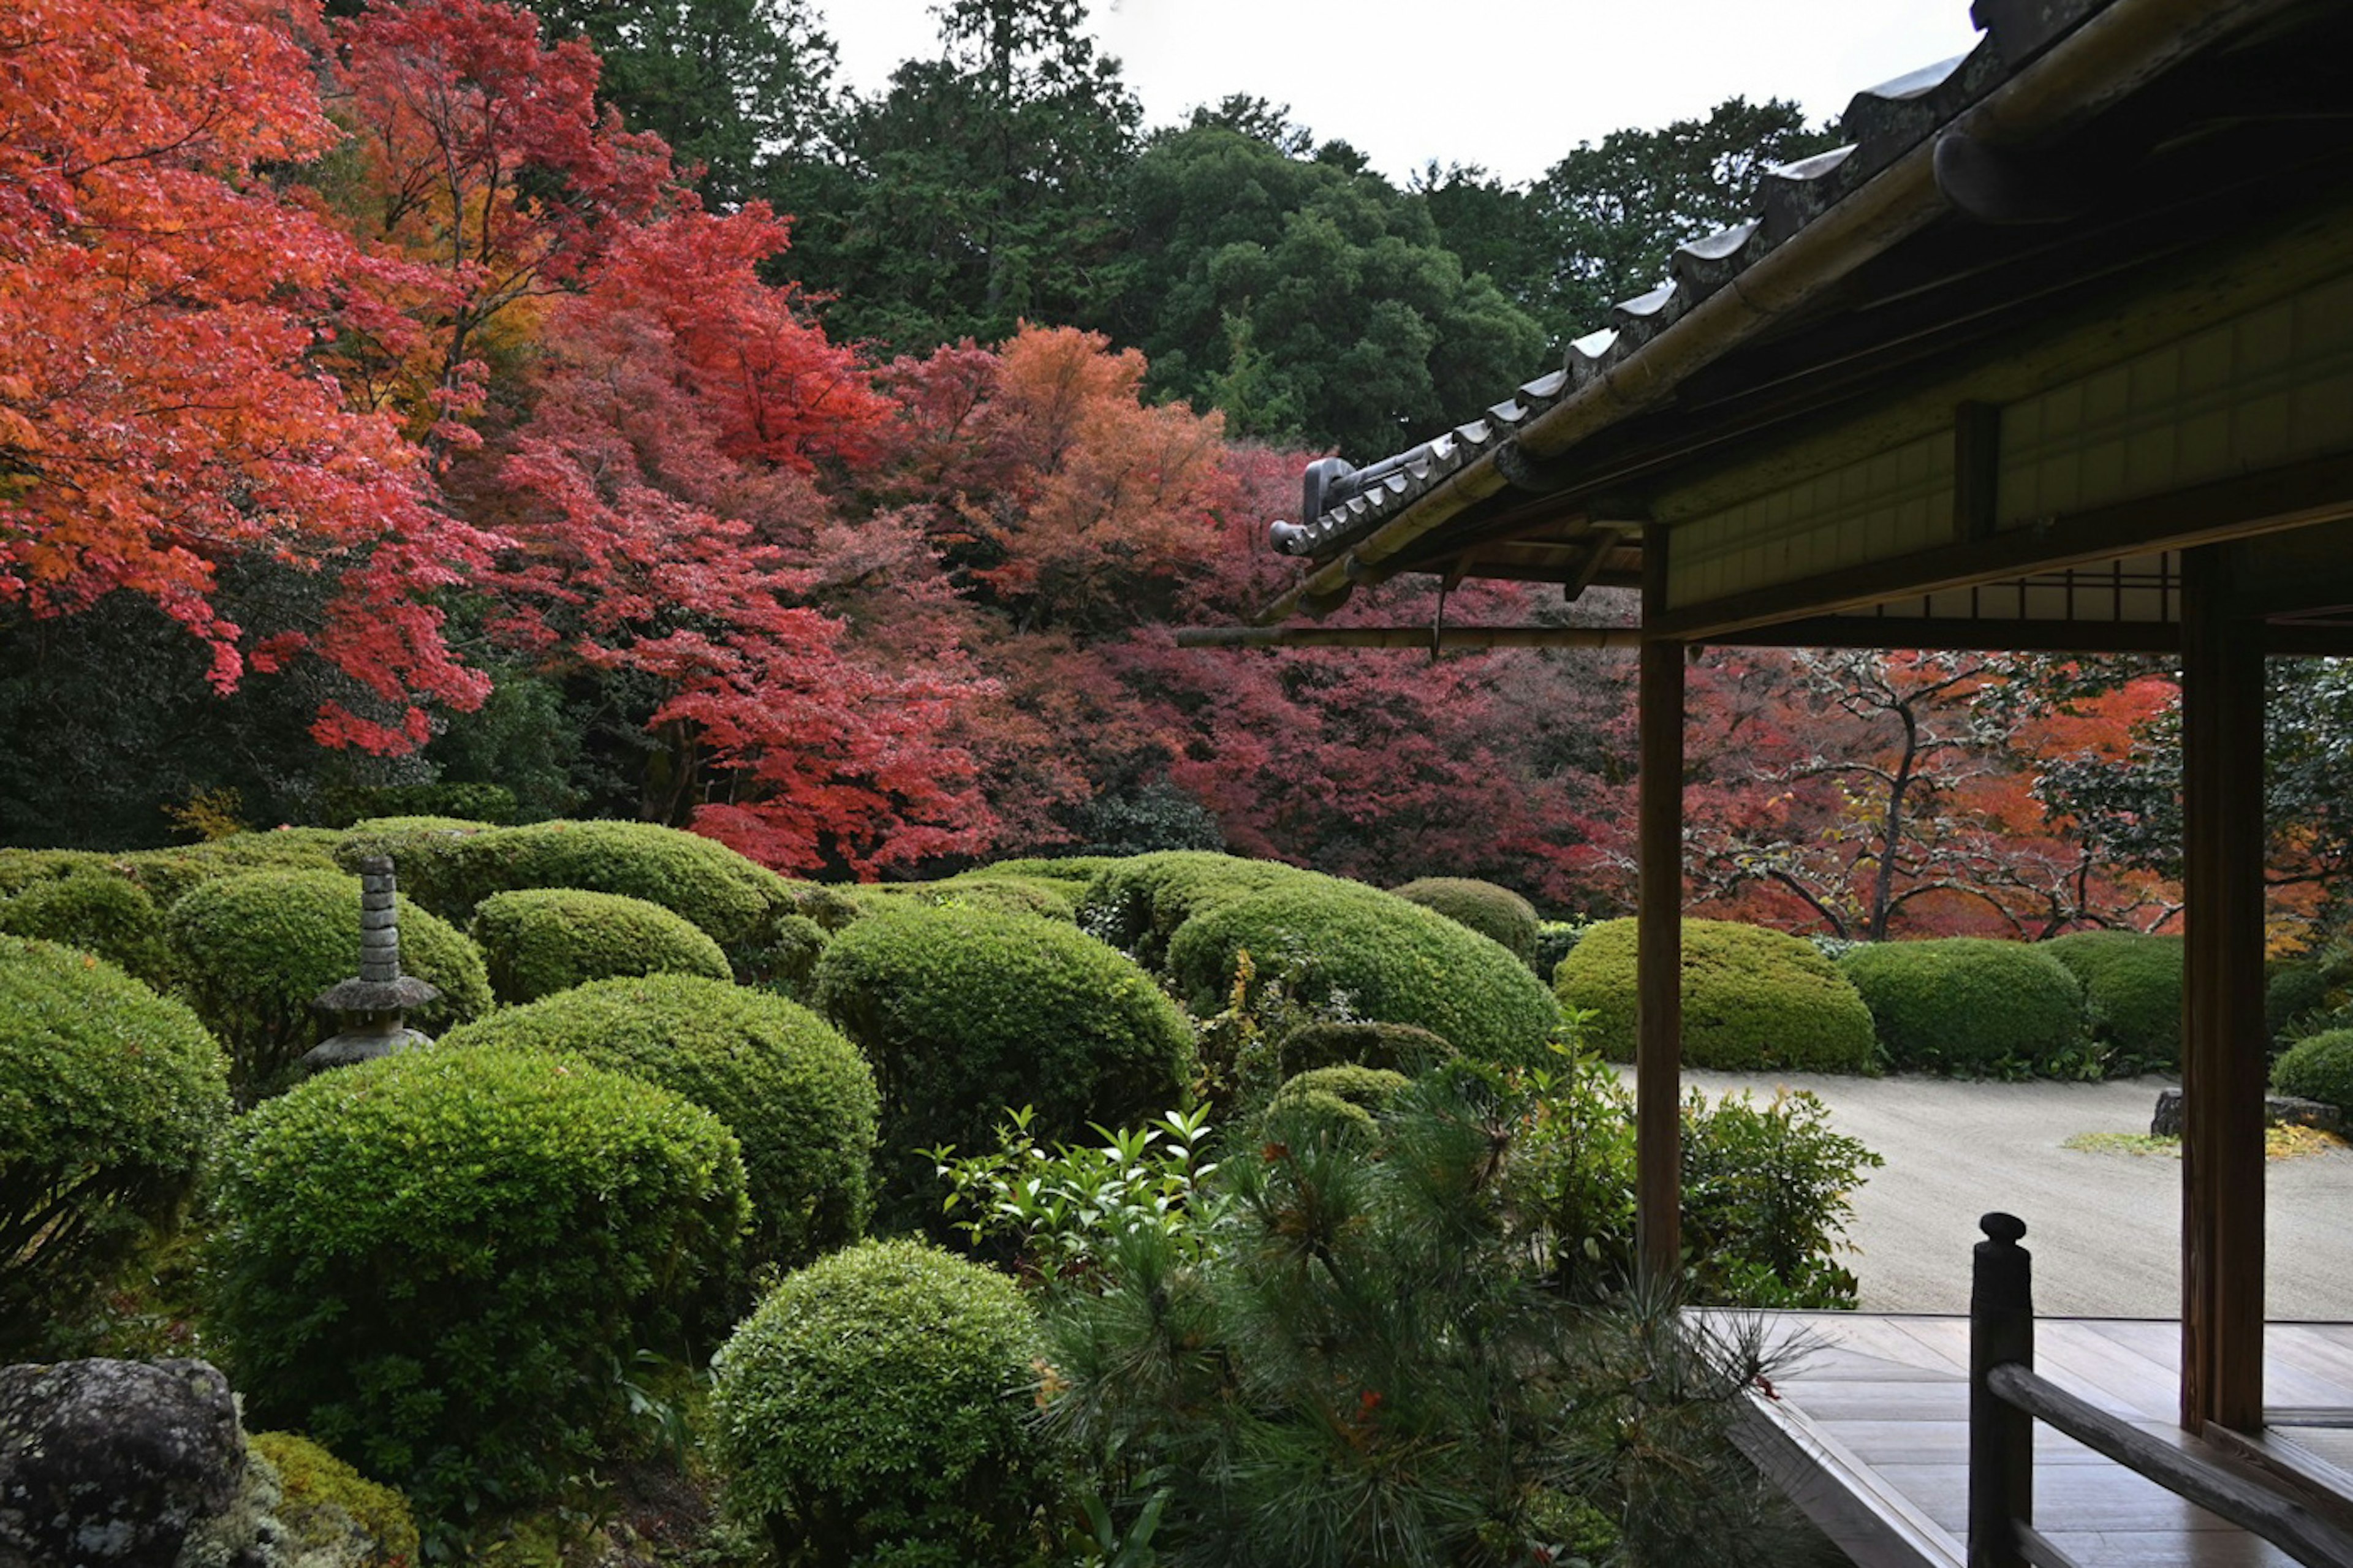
[{"xmin": 300, "ymin": 855, "xmax": 441, "ymax": 1074}]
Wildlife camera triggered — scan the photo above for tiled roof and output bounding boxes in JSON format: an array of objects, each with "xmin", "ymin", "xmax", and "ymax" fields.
[{"xmin": 1270, "ymin": 0, "xmax": 2110, "ymax": 564}]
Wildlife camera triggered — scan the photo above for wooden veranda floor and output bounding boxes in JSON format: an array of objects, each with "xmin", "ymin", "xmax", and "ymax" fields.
[{"xmin": 1698, "ymin": 1311, "xmax": 2353, "ymax": 1568}]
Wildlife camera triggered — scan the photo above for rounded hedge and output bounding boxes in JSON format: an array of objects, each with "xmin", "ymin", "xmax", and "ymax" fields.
[
  {"xmin": 1275, "ymin": 1018, "xmax": 1456, "ymax": 1077},
  {"xmin": 0, "ymin": 847, "xmax": 108, "ymax": 898},
  {"xmin": 2043, "ymin": 931, "xmax": 2182, "ymax": 1070},
  {"xmin": 2273, "ymin": 1028, "xmax": 2353, "ymax": 1112},
  {"xmin": 165, "ymin": 869, "xmax": 491, "ymax": 1099},
  {"xmin": 0, "ymin": 937, "xmax": 229, "ymax": 1358},
  {"xmin": 468, "ymin": 887, "xmax": 732, "ymax": 1004},
  {"xmin": 336, "ymin": 819, "xmax": 791, "ymax": 952},
  {"xmin": 115, "ymin": 830, "xmax": 344, "ymax": 909},
  {"xmin": 1077, "ymin": 851, "xmax": 1311, "ymax": 968},
  {"xmin": 439, "ymin": 974, "xmax": 878, "ymax": 1269},
  {"xmin": 847, "ymin": 876, "xmax": 1079, "ymax": 924},
  {"xmin": 710, "ymin": 1238, "xmax": 1050, "ymax": 1568},
  {"xmin": 1840, "ymin": 939, "xmax": 2086, "ymax": 1075},
  {"xmin": 248, "ymin": 1431, "xmax": 419, "ymax": 1568},
  {"xmin": 1167, "ymin": 882, "xmax": 1561, "ymax": 1068},
  {"xmin": 1391, "ymin": 877, "xmax": 1540, "ymax": 964},
  {"xmin": 0, "ymin": 869, "xmax": 169, "ymax": 983},
  {"xmin": 1267, "ymin": 1064, "xmax": 1411, "ymax": 1137},
  {"xmin": 812, "ymin": 906, "xmax": 1195, "ymax": 1197},
  {"xmin": 1555, "ymin": 918, "xmax": 1878, "ymax": 1074},
  {"xmin": 210, "ymin": 1045, "xmax": 748, "ymax": 1525}
]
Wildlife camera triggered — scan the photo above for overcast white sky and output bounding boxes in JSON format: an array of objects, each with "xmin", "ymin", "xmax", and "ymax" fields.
[{"xmin": 820, "ymin": 1, "xmax": 1985, "ymax": 186}]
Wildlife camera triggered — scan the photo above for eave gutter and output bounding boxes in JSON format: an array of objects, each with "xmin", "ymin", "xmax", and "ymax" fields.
[{"xmin": 1254, "ymin": 0, "xmax": 2290, "ymax": 629}]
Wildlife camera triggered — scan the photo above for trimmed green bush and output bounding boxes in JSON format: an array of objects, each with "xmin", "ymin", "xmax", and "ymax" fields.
[
  {"xmin": 165, "ymin": 869, "xmax": 491, "ymax": 1099},
  {"xmin": 2273, "ymin": 1028, "xmax": 2353, "ymax": 1112},
  {"xmin": 335, "ymin": 819, "xmax": 791, "ymax": 951},
  {"xmin": 1841, "ymin": 939, "xmax": 2086, "ymax": 1075},
  {"xmin": 248, "ymin": 1431, "xmax": 420, "ymax": 1568},
  {"xmin": 468, "ymin": 887, "xmax": 731, "ymax": 1004},
  {"xmin": 1275, "ymin": 1019, "xmax": 1455, "ymax": 1077},
  {"xmin": 1556, "ymin": 918, "xmax": 1877, "ymax": 1074},
  {"xmin": 2044, "ymin": 931, "xmax": 2182, "ymax": 1070},
  {"xmin": 1167, "ymin": 882, "xmax": 1561, "ymax": 1067},
  {"xmin": 968, "ymin": 855, "xmax": 1122, "ymax": 888},
  {"xmin": 1267, "ymin": 1064, "xmax": 1411, "ymax": 1137},
  {"xmin": 210, "ymin": 1045, "xmax": 748, "ymax": 1526},
  {"xmin": 2268, "ymin": 950, "xmax": 2353, "ymax": 1047},
  {"xmin": 0, "ymin": 869, "xmax": 169, "ymax": 982},
  {"xmin": 849, "ymin": 875, "xmax": 1079, "ymax": 923},
  {"xmin": 115, "ymin": 830, "xmax": 344, "ymax": 908},
  {"xmin": 1392, "ymin": 877, "xmax": 1539, "ymax": 963},
  {"xmin": 0, "ymin": 847, "xmax": 108, "ymax": 897},
  {"xmin": 813, "ymin": 906, "xmax": 1195, "ymax": 1202},
  {"xmin": 760, "ymin": 912, "xmax": 831, "ymax": 1001},
  {"xmin": 711, "ymin": 1238, "xmax": 1051, "ymax": 1568},
  {"xmin": 0, "ymin": 937, "xmax": 229, "ymax": 1358},
  {"xmin": 1077, "ymin": 850, "xmax": 1311, "ymax": 967},
  {"xmin": 439, "ymin": 975, "xmax": 877, "ymax": 1269}
]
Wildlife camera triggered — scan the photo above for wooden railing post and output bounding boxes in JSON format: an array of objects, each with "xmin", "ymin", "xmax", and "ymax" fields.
[{"xmin": 1971, "ymin": 1211, "xmax": 2034, "ymax": 1568}]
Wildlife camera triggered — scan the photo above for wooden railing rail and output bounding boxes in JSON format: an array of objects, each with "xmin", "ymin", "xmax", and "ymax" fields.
[{"xmin": 1968, "ymin": 1212, "xmax": 2353, "ymax": 1568}]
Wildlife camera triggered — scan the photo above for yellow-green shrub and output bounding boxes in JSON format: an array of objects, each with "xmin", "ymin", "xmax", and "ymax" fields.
[
  {"xmin": 1555, "ymin": 918, "xmax": 1877, "ymax": 1073},
  {"xmin": 1167, "ymin": 882, "xmax": 1561, "ymax": 1067},
  {"xmin": 440, "ymin": 974, "xmax": 877, "ymax": 1270},
  {"xmin": 210, "ymin": 1046, "xmax": 747, "ymax": 1527},
  {"xmin": 0, "ymin": 937, "xmax": 229, "ymax": 1358},
  {"xmin": 1840, "ymin": 939, "xmax": 2086, "ymax": 1075},
  {"xmin": 710, "ymin": 1239, "xmax": 1051, "ymax": 1568},
  {"xmin": 812, "ymin": 906, "xmax": 1194, "ymax": 1206},
  {"xmin": 165, "ymin": 869, "xmax": 490, "ymax": 1099},
  {"xmin": 1392, "ymin": 877, "xmax": 1540, "ymax": 964},
  {"xmin": 0, "ymin": 869, "xmax": 169, "ymax": 982},
  {"xmin": 468, "ymin": 887, "xmax": 730, "ymax": 1004}
]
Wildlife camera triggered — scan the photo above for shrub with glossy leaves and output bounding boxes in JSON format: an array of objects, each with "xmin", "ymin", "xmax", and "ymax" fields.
[
  {"xmin": 2043, "ymin": 931, "xmax": 2182, "ymax": 1070},
  {"xmin": 2273, "ymin": 1028, "xmax": 2353, "ymax": 1112},
  {"xmin": 710, "ymin": 1239, "xmax": 1051, "ymax": 1568},
  {"xmin": 813, "ymin": 906, "xmax": 1194, "ymax": 1205},
  {"xmin": 165, "ymin": 869, "xmax": 490, "ymax": 1099},
  {"xmin": 468, "ymin": 887, "xmax": 731, "ymax": 1004},
  {"xmin": 0, "ymin": 869, "xmax": 169, "ymax": 982},
  {"xmin": 439, "ymin": 975, "xmax": 877, "ymax": 1269},
  {"xmin": 210, "ymin": 1045, "xmax": 748, "ymax": 1526},
  {"xmin": 0, "ymin": 937, "xmax": 229, "ymax": 1358},
  {"xmin": 335, "ymin": 819, "xmax": 791, "ymax": 950},
  {"xmin": 1077, "ymin": 851, "xmax": 1311, "ymax": 967},
  {"xmin": 1840, "ymin": 939, "xmax": 2086, "ymax": 1075},
  {"xmin": 1392, "ymin": 877, "xmax": 1539, "ymax": 963},
  {"xmin": 1167, "ymin": 882, "xmax": 1561, "ymax": 1067},
  {"xmin": 1556, "ymin": 918, "xmax": 1877, "ymax": 1074}
]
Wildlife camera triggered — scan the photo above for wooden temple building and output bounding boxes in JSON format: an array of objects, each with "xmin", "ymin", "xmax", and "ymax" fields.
[{"xmin": 1188, "ymin": 0, "xmax": 2353, "ymax": 1559}]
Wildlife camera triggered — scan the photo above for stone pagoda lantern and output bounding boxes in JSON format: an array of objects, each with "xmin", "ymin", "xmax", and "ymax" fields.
[{"xmin": 300, "ymin": 855, "xmax": 440, "ymax": 1075}]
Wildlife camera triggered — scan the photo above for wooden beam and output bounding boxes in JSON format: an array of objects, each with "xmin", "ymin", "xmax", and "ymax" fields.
[
  {"xmin": 2180, "ymin": 544, "xmax": 2268, "ymax": 1435},
  {"xmin": 1637, "ymin": 534, "xmax": 1684, "ymax": 1284},
  {"xmin": 1729, "ymin": 615, "xmax": 2180, "ymax": 654},
  {"xmin": 1172, "ymin": 625, "xmax": 1641, "ymax": 651},
  {"xmin": 1953, "ymin": 402, "xmax": 2003, "ymax": 543},
  {"xmin": 1648, "ymin": 450, "xmax": 2353, "ymax": 643}
]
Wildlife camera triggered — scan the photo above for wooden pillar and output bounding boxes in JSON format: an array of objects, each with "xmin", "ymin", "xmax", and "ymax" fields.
[
  {"xmin": 2180, "ymin": 544, "xmax": 2267, "ymax": 1434},
  {"xmin": 1637, "ymin": 531, "xmax": 1684, "ymax": 1283}
]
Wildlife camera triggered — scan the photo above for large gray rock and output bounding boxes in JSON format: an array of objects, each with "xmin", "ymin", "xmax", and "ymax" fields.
[
  {"xmin": 2150, "ymin": 1086, "xmax": 2344, "ymax": 1138},
  {"xmin": 0, "ymin": 1358, "xmax": 257, "ymax": 1568}
]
